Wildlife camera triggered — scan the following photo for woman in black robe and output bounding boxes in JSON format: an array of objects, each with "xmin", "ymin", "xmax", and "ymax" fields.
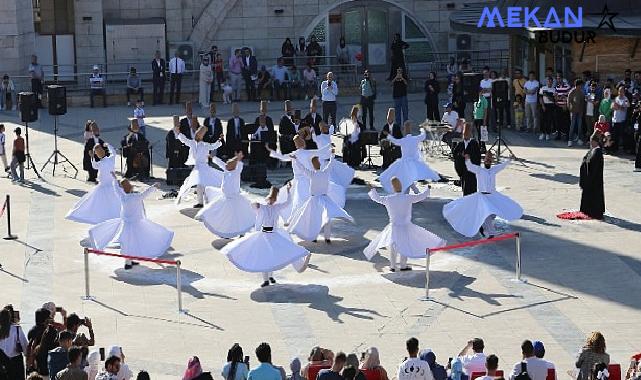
[
  {"xmin": 452, "ymin": 72, "xmax": 466, "ymax": 117},
  {"xmin": 580, "ymin": 133, "xmax": 605, "ymax": 219},
  {"xmin": 424, "ymin": 71, "xmax": 440, "ymax": 121}
]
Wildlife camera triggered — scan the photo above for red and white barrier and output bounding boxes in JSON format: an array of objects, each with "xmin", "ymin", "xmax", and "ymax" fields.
[
  {"xmin": 423, "ymin": 232, "xmax": 522, "ymax": 299},
  {"xmin": 82, "ymin": 248, "xmax": 186, "ymax": 313}
]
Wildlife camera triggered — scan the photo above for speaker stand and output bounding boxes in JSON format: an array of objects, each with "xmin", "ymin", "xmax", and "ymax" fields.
[
  {"xmin": 364, "ymin": 145, "xmax": 377, "ymax": 169},
  {"xmin": 488, "ymin": 124, "xmax": 517, "ymax": 161},
  {"xmin": 23, "ymin": 122, "xmax": 42, "ymax": 179},
  {"xmin": 41, "ymin": 116, "xmax": 78, "ymax": 177}
]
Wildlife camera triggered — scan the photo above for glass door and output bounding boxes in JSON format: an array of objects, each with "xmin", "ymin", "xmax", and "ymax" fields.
[{"xmin": 342, "ymin": 7, "xmax": 389, "ymax": 71}]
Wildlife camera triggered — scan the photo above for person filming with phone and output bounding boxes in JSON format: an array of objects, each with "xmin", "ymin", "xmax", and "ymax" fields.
[
  {"xmin": 65, "ymin": 314, "xmax": 95, "ymax": 348},
  {"xmin": 0, "ymin": 304, "xmax": 28, "ymax": 380}
]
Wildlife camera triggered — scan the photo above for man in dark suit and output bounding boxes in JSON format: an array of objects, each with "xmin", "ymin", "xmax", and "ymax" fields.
[
  {"xmin": 83, "ymin": 123, "xmax": 104, "ymax": 182},
  {"xmin": 204, "ymin": 102, "xmax": 225, "ymax": 158},
  {"xmin": 151, "ymin": 50, "xmax": 166, "ymax": 105},
  {"xmin": 278, "ymin": 101, "xmax": 296, "ymax": 154},
  {"xmin": 454, "ymin": 122, "xmax": 482, "ymax": 195},
  {"xmin": 254, "ymin": 100, "xmax": 275, "ymax": 132},
  {"xmin": 121, "ymin": 120, "xmax": 150, "ymax": 178},
  {"xmin": 379, "ymin": 108, "xmax": 402, "ymax": 169},
  {"xmin": 226, "ymin": 102, "xmax": 247, "ymax": 156},
  {"xmin": 241, "ymin": 48, "xmax": 257, "ymax": 101},
  {"xmin": 303, "ymin": 98, "xmax": 323, "ymax": 135}
]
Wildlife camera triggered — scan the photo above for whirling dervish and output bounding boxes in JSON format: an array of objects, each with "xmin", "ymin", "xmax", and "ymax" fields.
[
  {"xmin": 221, "ymin": 184, "xmax": 311, "ymax": 288},
  {"xmin": 379, "ymin": 120, "xmax": 440, "ymax": 193},
  {"xmin": 89, "ymin": 173, "xmax": 174, "ymax": 269},
  {"xmin": 442, "ymin": 151, "xmax": 523, "ymax": 238},
  {"xmin": 313, "ymin": 121, "xmax": 355, "ymax": 188},
  {"xmin": 288, "ymin": 154, "xmax": 354, "ymax": 243},
  {"xmin": 173, "ymin": 117, "xmax": 223, "ymax": 207},
  {"xmin": 195, "ymin": 151, "xmax": 255, "ymax": 238},
  {"xmin": 66, "ymin": 143, "xmax": 121, "ymax": 225},
  {"xmin": 364, "ymin": 177, "xmax": 446, "ymax": 272}
]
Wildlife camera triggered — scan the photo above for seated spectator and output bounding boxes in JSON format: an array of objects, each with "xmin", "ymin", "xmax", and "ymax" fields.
[
  {"xmin": 457, "ymin": 338, "xmax": 486, "ymax": 376},
  {"xmin": 442, "ymin": 118, "xmax": 464, "ymax": 151},
  {"xmin": 27, "ymin": 373, "xmax": 45, "ymax": 380},
  {"xmin": 576, "ymin": 332, "xmax": 609, "ymax": 380},
  {"xmin": 65, "ymin": 314, "xmax": 95, "ymax": 347},
  {"xmin": 419, "ymin": 350, "xmax": 447, "ymax": 380},
  {"xmin": 477, "ymin": 354, "xmax": 499, "ymax": 380},
  {"xmin": 95, "ymin": 355, "xmax": 121, "ymax": 380},
  {"xmin": 54, "ymin": 346, "xmax": 87, "ymax": 380},
  {"xmin": 223, "ymin": 343, "xmax": 248, "ymax": 380},
  {"xmin": 288, "ymin": 358, "xmax": 303, "ymax": 380},
  {"xmin": 126, "ymin": 67, "xmax": 144, "ymax": 107},
  {"xmin": 441, "ymin": 103, "xmax": 459, "ymax": 127},
  {"xmin": 346, "ymin": 354, "xmax": 366, "ymax": 380},
  {"xmin": 360, "ymin": 347, "xmax": 388, "ymax": 380},
  {"xmin": 344, "ymin": 366, "xmax": 357, "ymax": 380},
  {"xmin": 0, "ymin": 74, "xmax": 16, "ymax": 111},
  {"xmin": 271, "ymin": 58, "xmax": 290, "ymax": 100},
  {"xmin": 257, "ymin": 66, "xmax": 272, "ymax": 101},
  {"xmin": 248, "ymin": 343, "xmax": 281, "ymax": 380},
  {"xmin": 302, "ymin": 347, "xmax": 334, "ymax": 380},
  {"xmin": 533, "ymin": 341, "xmax": 555, "ymax": 371},
  {"xmin": 107, "ymin": 346, "xmax": 134, "ymax": 380},
  {"xmin": 183, "ymin": 356, "xmax": 214, "ymax": 380},
  {"xmin": 48, "ymin": 330, "xmax": 75, "ymax": 379},
  {"xmin": 318, "ymin": 352, "xmax": 347, "ymax": 380},
  {"xmin": 509, "ymin": 340, "xmax": 547, "ymax": 380},
  {"xmin": 289, "ymin": 65, "xmax": 302, "ymax": 99},
  {"xmin": 398, "ymin": 338, "xmax": 434, "ymax": 380},
  {"xmin": 89, "ymin": 65, "xmax": 106, "ymax": 108},
  {"xmin": 303, "ymin": 64, "xmax": 317, "ymax": 100}
]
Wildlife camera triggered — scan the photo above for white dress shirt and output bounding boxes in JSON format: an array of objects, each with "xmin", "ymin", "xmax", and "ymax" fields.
[
  {"xmin": 321, "ymin": 80, "xmax": 338, "ymax": 101},
  {"xmin": 465, "ymin": 160, "xmax": 510, "ymax": 193},
  {"xmin": 133, "ymin": 107, "xmax": 145, "ymax": 127},
  {"xmin": 459, "ymin": 353, "xmax": 487, "ymax": 375},
  {"xmin": 169, "ymin": 57, "xmax": 185, "ymax": 74}
]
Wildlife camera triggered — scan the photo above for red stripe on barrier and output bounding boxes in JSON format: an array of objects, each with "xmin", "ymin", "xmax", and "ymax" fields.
[
  {"xmin": 428, "ymin": 232, "xmax": 519, "ymax": 254},
  {"xmin": 85, "ymin": 248, "xmax": 178, "ymax": 265}
]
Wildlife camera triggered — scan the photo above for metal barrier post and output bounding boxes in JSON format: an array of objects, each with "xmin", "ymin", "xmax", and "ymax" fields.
[
  {"xmin": 176, "ymin": 260, "xmax": 186, "ymax": 314},
  {"xmin": 3, "ymin": 195, "xmax": 17, "ymax": 240},
  {"xmin": 81, "ymin": 248, "xmax": 94, "ymax": 300},
  {"xmin": 149, "ymin": 146, "xmax": 154, "ymax": 178},
  {"xmin": 515, "ymin": 232, "xmax": 522, "ymax": 281},
  {"xmin": 424, "ymin": 250, "xmax": 431, "ymax": 300}
]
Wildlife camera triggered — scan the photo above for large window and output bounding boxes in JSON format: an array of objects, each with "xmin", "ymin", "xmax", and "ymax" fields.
[{"xmin": 403, "ymin": 15, "xmax": 433, "ymax": 63}]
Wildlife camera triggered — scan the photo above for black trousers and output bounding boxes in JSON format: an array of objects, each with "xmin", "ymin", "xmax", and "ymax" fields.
[
  {"xmin": 90, "ymin": 89, "xmax": 106, "ymax": 107},
  {"xmin": 360, "ymin": 96, "xmax": 375, "ymax": 129},
  {"xmin": 541, "ymin": 104, "xmax": 556, "ymax": 134},
  {"xmin": 126, "ymin": 87, "xmax": 144, "ymax": 103},
  {"xmin": 322, "ymin": 101, "xmax": 337, "ymax": 126},
  {"xmin": 152, "ymin": 77, "xmax": 164, "ymax": 104},
  {"xmin": 243, "ymin": 74, "xmax": 255, "ymax": 101},
  {"xmin": 169, "ymin": 73, "xmax": 182, "ymax": 104},
  {"xmin": 474, "ymin": 119, "xmax": 487, "ymax": 153},
  {"xmin": 611, "ymin": 122, "xmax": 625, "ymax": 152},
  {"xmin": 31, "ymin": 78, "xmax": 43, "ymax": 106}
]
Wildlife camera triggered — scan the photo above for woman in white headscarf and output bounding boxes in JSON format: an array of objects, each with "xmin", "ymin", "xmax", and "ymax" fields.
[
  {"xmin": 85, "ymin": 349, "xmax": 101, "ymax": 380},
  {"xmin": 107, "ymin": 346, "xmax": 134, "ymax": 380}
]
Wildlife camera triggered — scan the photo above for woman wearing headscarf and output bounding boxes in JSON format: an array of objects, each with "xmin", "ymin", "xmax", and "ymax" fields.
[
  {"xmin": 85, "ymin": 350, "xmax": 101, "ymax": 380},
  {"xmin": 282, "ymin": 38, "xmax": 296, "ymax": 66},
  {"xmin": 103, "ymin": 346, "xmax": 133, "ymax": 380},
  {"xmin": 424, "ymin": 72, "xmax": 440, "ymax": 121},
  {"xmin": 359, "ymin": 347, "xmax": 388, "ymax": 380},
  {"xmin": 419, "ymin": 350, "xmax": 447, "ymax": 380},
  {"xmin": 184, "ymin": 356, "xmax": 214, "ymax": 380},
  {"xmin": 222, "ymin": 344, "xmax": 248, "ymax": 380}
]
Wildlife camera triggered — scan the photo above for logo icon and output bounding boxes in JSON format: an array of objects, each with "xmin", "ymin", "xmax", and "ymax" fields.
[{"xmin": 588, "ymin": 4, "xmax": 618, "ymax": 32}]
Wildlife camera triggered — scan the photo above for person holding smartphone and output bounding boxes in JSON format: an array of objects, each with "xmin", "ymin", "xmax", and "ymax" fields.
[{"xmin": 0, "ymin": 305, "xmax": 28, "ymax": 380}]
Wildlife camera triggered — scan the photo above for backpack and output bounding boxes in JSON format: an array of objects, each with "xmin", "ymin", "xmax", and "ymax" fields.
[{"xmin": 514, "ymin": 362, "xmax": 532, "ymax": 380}]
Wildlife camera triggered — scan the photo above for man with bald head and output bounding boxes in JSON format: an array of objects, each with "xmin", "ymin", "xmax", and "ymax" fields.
[{"xmin": 453, "ymin": 121, "xmax": 482, "ymax": 195}]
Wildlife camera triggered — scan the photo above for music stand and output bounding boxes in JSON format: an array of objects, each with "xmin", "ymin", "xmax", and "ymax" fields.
[
  {"xmin": 41, "ymin": 115, "xmax": 78, "ymax": 177},
  {"xmin": 23, "ymin": 122, "xmax": 42, "ymax": 179},
  {"xmin": 489, "ymin": 79, "xmax": 517, "ymax": 161},
  {"xmin": 360, "ymin": 130, "xmax": 379, "ymax": 169}
]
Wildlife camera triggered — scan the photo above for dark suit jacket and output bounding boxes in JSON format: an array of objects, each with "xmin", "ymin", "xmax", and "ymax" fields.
[
  {"xmin": 179, "ymin": 117, "xmax": 193, "ymax": 137},
  {"xmin": 83, "ymin": 137, "xmax": 104, "ymax": 171},
  {"xmin": 204, "ymin": 116, "xmax": 225, "ymax": 157},
  {"xmin": 226, "ymin": 117, "xmax": 246, "ymax": 155},
  {"xmin": 241, "ymin": 56, "xmax": 258, "ymax": 79},
  {"xmin": 151, "ymin": 58, "xmax": 166, "ymax": 80},
  {"xmin": 379, "ymin": 123, "xmax": 402, "ymax": 140},
  {"xmin": 303, "ymin": 112, "xmax": 323, "ymax": 135},
  {"xmin": 254, "ymin": 115, "xmax": 275, "ymax": 133},
  {"xmin": 453, "ymin": 139, "xmax": 481, "ymax": 195},
  {"xmin": 278, "ymin": 114, "xmax": 295, "ymax": 136}
]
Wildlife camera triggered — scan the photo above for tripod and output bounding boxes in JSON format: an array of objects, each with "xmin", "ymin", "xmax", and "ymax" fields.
[
  {"xmin": 41, "ymin": 115, "xmax": 78, "ymax": 177},
  {"xmin": 24, "ymin": 122, "xmax": 42, "ymax": 179},
  {"xmin": 363, "ymin": 144, "xmax": 377, "ymax": 169},
  {"xmin": 488, "ymin": 121, "xmax": 517, "ymax": 161}
]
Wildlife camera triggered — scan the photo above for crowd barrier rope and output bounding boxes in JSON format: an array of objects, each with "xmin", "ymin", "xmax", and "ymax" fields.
[
  {"xmin": 423, "ymin": 232, "xmax": 522, "ymax": 299},
  {"xmin": 82, "ymin": 248, "xmax": 186, "ymax": 313},
  {"xmin": 2, "ymin": 195, "xmax": 17, "ymax": 241}
]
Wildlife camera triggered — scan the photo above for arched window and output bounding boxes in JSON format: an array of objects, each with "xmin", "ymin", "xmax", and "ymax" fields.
[{"xmin": 403, "ymin": 15, "xmax": 433, "ymax": 63}]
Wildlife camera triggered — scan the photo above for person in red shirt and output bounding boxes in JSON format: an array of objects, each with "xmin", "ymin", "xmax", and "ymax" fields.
[{"xmin": 593, "ymin": 115, "xmax": 612, "ymax": 150}]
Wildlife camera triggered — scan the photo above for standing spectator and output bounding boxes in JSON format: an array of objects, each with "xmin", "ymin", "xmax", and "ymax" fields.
[
  {"xmin": 95, "ymin": 356, "xmax": 121, "ymax": 380},
  {"xmin": 397, "ymin": 338, "xmax": 434, "ymax": 380},
  {"xmin": 513, "ymin": 95, "xmax": 525, "ymax": 131},
  {"xmin": 509, "ymin": 340, "xmax": 548, "ymax": 380},
  {"xmin": 457, "ymin": 338, "xmax": 486, "ymax": 376},
  {"xmin": 473, "ymin": 90, "xmax": 488, "ymax": 153},
  {"xmin": 183, "ymin": 356, "xmax": 213, "ymax": 380},
  {"xmin": 0, "ymin": 124, "xmax": 7, "ymax": 173},
  {"xmin": 479, "ymin": 68, "xmax": 494, "ymax": 131},
  {"xmin": 497, "ymin": 70, "xmax": 512, "ymax": 129},
  {"xmin": 576, "ymin": 334, "xmax": 610, "ymax": 380},
  {"xmin": 554, "ymin": 73, "xmax": 571, "ymax": 139},
  {"xmin": 360, "ymin": 69, "xmax": 376, "ymax": 130},
  {"xmin": 29, "ymin": 55, "xmax": 44, "ymax": 107},
  {"xmin": 64, "ymin": 314, "xmax": 94, "ymax": 347},
  {"xmin": 199, "ymin": 56, "xmax": 213, "ymax": 108},
  {"xmin": 523, "ymin": 71, "xmax": 539, "ymax": 133},
  {"xmin": 55, "ymin": 346, "xmax": 88, "ymax": 380},
  {"xmin": 169, "ymin": 50, "xmax": 186, "ymax": 105},
  {"xmin": 0, "ymin": 74, "xmax": 15, "ymax": 111},
  {"xmin": 532, "ymin": 341, "xmax": 555, "ymax": 371},
  {"xmin": 126, "ymin": 67, "xmax": 144, "ymax": 107},
  {"xmin": 317, "ymin": 352, "xmax": 346, "ymax": 380},
  {"xmin": 282, "ymin": 38, "xmax": 296, "ymax": 66},
  {"xmin": 321, "ymin": 72, "xmax": 338, "ymax": 126},
  {"xmin": 27, "ymin": 308, "xmax": 52, "ymax": 369},
  {"xmin": 611, "ymin": 85, "xmax": 630, "ymax": 153},
  {"xmin": 106, "ymin": 346, "xmax": 133, "ymax": 380},
  {"xmin": 271, "ymin": 58, "xmax": 290, "ymax": 100},
  {"xmin": 424, "ymin": 71, "xmax": 440, "ymax": 121},
  {"xmin": 9, "ymin": 127, "xmax": 25, "ymax": 183},
  {"xmin": 567, "ymin": 79, "xmax": 586, "ymax": 146},
  {"xmin": 388, "ymin": 33, "xmax": 409, "ymax": 81},
  {"xmin": 242, "ymin": 48, "xmax": 258, "ymax": 101},
  {"xmin": 539, "ymin": 77, "xmax": 557, "ymax": 140},
  {"xmin": 223, "ymin": 343, "xmax": 248, "ymax": 380},
  {"xmin": 337, "ymin": 37, "xmax": 349, "ymax": 65},
  {"xmin": 452, "ymin": 73, "xmax": 466, "ymax": 117},
  {"xmin": 48, "ymin": 331, "xmax": 75, "ymax": 379},
  {"xmin": 89, "ymin": 66, "xmax": 106, "ymax": 108},
  {"xmin": 303, "ymin": 64, "xmax": 317, "ymax": 100},
  {"xmin": 33, "ymin": 325, "xmax": 59, "ymax": 377},
  {"xmin": 584, "ymin": 81, "xmax": 601, "ymax": 140},
  {"xmin": 83, "ymin": 122, "xmax": 102, "ymax": 182},
  {"xmin": 151, "ymin": 50, "xmax": 166, "ymax": 105},
  {"xmin": 229, "ymin": 49, "xmax": 243, "ymax": 101},
  {"xmin": 0, "ymin": 305, "xmax": 28, "ymax": 380},
  {"xmin": 446, "ymin": 57, "xmax": 458, "ymax": 86},
  {"xmin": 248, "ymin": 343, "xmax": 281, "ymax": 380},
  {"xmin": 392, "ymin": 67, "xmax": 409, "ymax": 125},
  {"xmin": 306, "ymin": 36, "xmax": 322, "ymax": 69},
  {"xmin": 599, "ymin": 88, "xmax": 613, "ymax": 122},
  {"xmin": 214, "ymin": 53, "xmax": 225, "ymax": 93},
  {"xmin": 512, "ymin": 69, "xmax": 526, "ymax": 129},
  {"xmin": 360, "ymin": 347, "xmax": 389, "ymax": 380}
]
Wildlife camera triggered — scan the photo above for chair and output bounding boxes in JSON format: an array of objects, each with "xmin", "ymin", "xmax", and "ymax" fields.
[
  {"xmin": 547, "ymin": 368, "xmax": 556, "ymax": 380},
  {"xmin": 307, "ymin": 364, "xmax": 331, "ymax": 380},
  {"xmin": 608, "ymin": 364, "xmax": 621, "ymax": 380}
]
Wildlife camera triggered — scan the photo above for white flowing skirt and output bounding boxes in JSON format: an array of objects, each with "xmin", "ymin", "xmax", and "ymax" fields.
[
  {"xmin": 195, "ymin": 187, "xmax": 255, "ymax": 238},
  {"xmin": 176, "ymin": 163, "xmax": 223, "ymax": 204},
  {"xmin": 278, "ymin": 177, "xmax": 346, "ymax": 221},
  {"xmin": 66, "ymin": 181, "xmax": 121, "ymax": 225},
  {"xmin": 329, "ymin": 159, "xmax": 355, "ymax": 188},
  {"xmin": 222, "ymin": 228, "xmax": 310, "ymax": 272},
  {"xmin": 89, "ymin": 217, "xmax": 174, "ymax": 258},
  {"xmin": 442, "ymin": 192, "xmax": 523, "ymax": 237},
  {"xmin": 364, "ymin": 223, "xmax": 446, "ymax": 260},
  {"xmin": 288, "ymin": 194, "xmax": 354, "ymax": 241},
  {"xmin": 380, "ymin": 158, "xmax": 440, "ymax": 193}
]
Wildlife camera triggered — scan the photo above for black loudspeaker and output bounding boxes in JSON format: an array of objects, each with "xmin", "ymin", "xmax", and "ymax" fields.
[
  {"xmin": 47, "ymin": 85, "xmax": 67, "ymax": 115},
  {"xmin": 18, "ymin": 92, "xmax": 38, "ymax": 123},
  {"xmin": 462, "ymin": 73, "xmax": 483, "ymax": 103},
  {"xmin": 491, "ymin": 79, "xmax": 509, "ymax": 107}
]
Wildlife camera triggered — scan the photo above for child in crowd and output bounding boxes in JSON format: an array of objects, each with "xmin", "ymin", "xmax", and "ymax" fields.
[
  {"xmin": 593, "ymin": 114, "xmax": 612, "ymax": 151},
  {"xmin": 10, "ymin": 126, "xmax": 25, "ymax": 182},
  {"xmin": 513, "ymin": 94, "xmax": 524, "ymax": 130},
  {"xmin": 133, "ymin": 99, "xmax": 146, "ymax": 136},
  {"xmin": 223, "ymin": 79, "xmax": 233, "ymax": 104},
  {"xmin": 0, "ymin": 124, "xmax": 8, "ymax": 173}
]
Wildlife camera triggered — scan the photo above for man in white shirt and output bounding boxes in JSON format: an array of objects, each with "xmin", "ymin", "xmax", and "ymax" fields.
[
  {"xmin": 509, "ymin": 340, "xmax": 549, "ymax": 380},
  {"xmin": 169, "ymin": 50, "xmax": 185, "ymax": 104},
  {"xmin": 441, "ymin": 102, "xmax": 459, "ymax": 128},
  {"xmin": 538, "ymin": 77, "xmax": 556, "ymax": 140},
  {"xmin": 271, "ymin": 58, "xmax": 290, "ymax": 100},
  {"xmin": 533, "ymin": 341, "xmax": 556, "ymax": 373},
  {"xmin": 458, "ymin": 338, "xmax": 487, "ymax": 376},
  {"xmin": 480, "ymin": 67, "xmax": 494, "ymax": 130},
  {"xmin": 321, "ymin": 72, "xmax": 338, "ymax": 128},
  {"xmin": 398, "ymin": 338, "xmax": 434, "ymax": 380},
  {"xmin": 523, "ymin": 71, "xmax": 540, "ymax": 132}
]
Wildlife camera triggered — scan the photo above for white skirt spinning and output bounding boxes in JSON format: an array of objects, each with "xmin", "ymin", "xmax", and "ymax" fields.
[
  {"xmin": 380, "ymin": 158, "xmax": 440, "ymax": 193},
  {"xmin": 196, "ymin": 187, "xmax": 255, "ymax": 238},
  {"xmin": 364, "ymin": 223, "xmax": 446, "ymax": 260},
  {"xmin": 288, "ymin": 194, "xmax": 354, "ymax": 241},
  {"xmin": 89, "ymin": 217, "xmax": 174, "ymax": 258},
  {"xmin": 66, "ymin": 181, "xmax": 121, "ymax": 225},
  {"xmin": 176, "ymin": 163, "xmax": 223, "ymax": 204},
  {"xmin": 222, "ymin": 228, "xmax": 310, "ymax": 273},
  {"xmin": 329, "ymin": 159, "xmax": 355, "ymax": 188},
  {"xmin": 278, "ymin": 177, "xmax": 346, "ymax": 221},
  {"xmin": 442, "ymin": 192, "xmax": 523, "ymax": 237}
]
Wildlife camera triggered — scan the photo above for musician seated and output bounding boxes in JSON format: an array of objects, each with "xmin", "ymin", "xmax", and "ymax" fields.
[
  {"xmin": 166, "ymin": 115, "xmax": 189, "ymax": 169},
  {"xmin": 121, "ymin": 119, "xmax": 150, "ymax": 179},
  {"xmin": 441, "ymin": 102, "xmax": 459, "ymax": 128},
  {"xmin": 278, "ymin": 103, "xmax": 297, "ymax": 155},
  {"xmin": 298, "ymin": 123, "xmax": 318, "ymax": 150},
  {"xmin": 379, "ymin": 108, "xmax": 403, "ymax": 169},
  {"xmin": 442, "ymin": 117, "xmax": 464, "ymax": 150},
  {"xmin": 343, "ymin": 105, "xmax": 364, "ymax": 168},
  {"xmin": 251, "ymin": 115, "xmax": 277, "ymax": 169}
]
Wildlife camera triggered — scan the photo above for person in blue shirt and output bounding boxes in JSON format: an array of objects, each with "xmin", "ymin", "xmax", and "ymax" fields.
[{"xmin": 248, "ymin": 343, "xmax": 282, "ymax": 380}]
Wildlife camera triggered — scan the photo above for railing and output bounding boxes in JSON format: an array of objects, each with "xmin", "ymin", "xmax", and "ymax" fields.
[{"xmin": 407, "ymin": 49, "xmax": 510, "ymax": 79}]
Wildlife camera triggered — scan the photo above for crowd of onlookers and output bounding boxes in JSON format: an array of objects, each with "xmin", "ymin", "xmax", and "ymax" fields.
[{"xmin": 3, "ymin": 303, "xmax": 641, "ymax": 380}]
